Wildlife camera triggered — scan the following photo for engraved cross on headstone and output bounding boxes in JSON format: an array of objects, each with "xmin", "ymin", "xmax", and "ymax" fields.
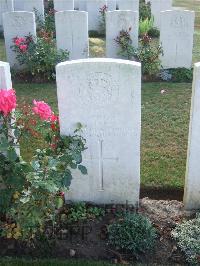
[{"xmin": 85, "ymin": 139, "xmax": 118, "ymax": 191}]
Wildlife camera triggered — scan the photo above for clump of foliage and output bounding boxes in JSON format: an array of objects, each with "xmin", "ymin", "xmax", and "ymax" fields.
[
  {"xmin": 0, "ymin": 89, "xmax": 87, "ymax": 242},
  {"xmin": 172, "ymin": 214, "xmax": 200, "ymax": 264},
  {"xmin": 99, "ymin": 5, "xmax": 108, "ymax": 36},
  {"xmin": 148, "ymin": 27, "xmax": 160, "ymax": 38},
  {"xmin": 139, "ymin": 0, "xmax": 151, "ymax": 20},
  {"xmin": 60, "ymin": 202, "xmax": 105, "ymax": 224},
  {"xmin": 115, "ymin": 28, "xmax": 135, "ymax": 60},
  {"xmin": 115, "ymin": 29, "xmax": 163, "ymax": 76},
  {"xmin": 136, "ymin": 34, "xmax": 163, "ymax": 76},
  {"xmin": 11, "ymin": 34, "xmax": 69, "ymax": 80},
  {"xmin": 108, "ymin": 212, "xmax": 156, "ymax": 258},
  {"xmin": 170, "ymin": 68, "xmax": 193, "ymax": 83},
  {"xmin": 139, "ymin": 17, "xmax": 154, "ymax": 37}
]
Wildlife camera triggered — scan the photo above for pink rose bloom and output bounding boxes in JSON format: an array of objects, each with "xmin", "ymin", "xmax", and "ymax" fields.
[
  {"xmin": 50, "ymin": 114, "xmax": 59, "ymax": 123},
  {"xmin": 0, "ymin": 89, "xmax": 16, "ymax": 116},
  {"xmin": 14, "ymin": 37, "xmax": 26, "ymax": 47},
  {"xmin": 32, "ymin": 100, "xmax": 53, "ymax": 121},
  {"xmin": 19, "ymin": 44, "xmax": 28, "ymax": 52}
]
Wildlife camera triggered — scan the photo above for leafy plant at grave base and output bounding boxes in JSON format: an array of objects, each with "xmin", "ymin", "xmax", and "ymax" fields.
[
  {"xmin": 11, "ymin": 34, "xmax": 69, "ymax": 80},
  {"xmin": 115, "ymin": 29, "xmax": 163, "ymax": 76},
  {"xmin": 0, "ymin": 89, "xmax": 87, "ymax": 242},
  {"xmin": 139, "ymin": 0, "xmax": 151, "ymax": 20},
  {"xmin": 172, "ymin": 214, "xmax": 200, "ymax": 264},
  {"xmin": 115, "ymin": 28, "xmax": 135, "ymax": 60},
  {"xmin": 108, "ymin": 212, "xmax": 157, "ymax": 258},
  {"xmin": 136, "ymin": 34, "xmax": 163, "ymax": 76},
  {"xmin": 60, "ymin": 202, "xmax": 105, "ymax": 223},
  {"xmin": 170, "ymin": 68, "xmax": 193, "ymax": 83},
  {"xmin": 99, "ymin": 4, "xmax": 108, "ymax": 36}
]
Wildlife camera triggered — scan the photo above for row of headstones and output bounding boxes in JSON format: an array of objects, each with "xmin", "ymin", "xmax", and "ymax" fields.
[
  {"xmin": 0, "ymin": 0, "xmax": 178, "ymax": 32},
  {"xmin": 3, "ymin": 8, "xmax": 195, "ymax": 69},
  {"xmin": 1, "ymin": 58, "xmax": 200, "ymax": 210}
]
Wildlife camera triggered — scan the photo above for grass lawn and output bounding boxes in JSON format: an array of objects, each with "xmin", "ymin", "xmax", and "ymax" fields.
[{"xmin": 14, "ymin": 81, "xmax": 191, "ymax": 189}]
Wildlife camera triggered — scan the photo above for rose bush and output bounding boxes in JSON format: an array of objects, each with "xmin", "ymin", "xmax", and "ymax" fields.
[
  {"xmin": 11, "ymin": 34, "xmax": 69, "ymax": 81},
  {"xmin": 0, "ymin": 89, "xmax": 87, "ymax": 242}
]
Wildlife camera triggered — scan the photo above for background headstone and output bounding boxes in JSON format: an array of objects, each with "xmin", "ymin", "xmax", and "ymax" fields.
[
  {"xmin": 184, "ymin": 63, "xmax": 200, "ymax": 210},
  {"xmin": 53, "ymin": 0, "xmax": 74, "ymax": 11},
  {"xmin": 3, "ymin": 11, "xmax": 36, "ymax": 68},
  {"xmin": 86, "ymin": 0, "xmax": 107, "ymax": 32},
  {"xmin": 56, "ymin": 58, "xmax": 141, "ymax": 205},
  {"xmin": 0, "ymin": 0, "xmax": 14, "ymax": 32},
  {"xmin": 0, "ymin": 61, "xmax": 12, "ymax": 90},
  {"xmin": 117, "ymin": 0, "xmax": 139, "ymax": 11},
  {"xmin": 107, "ymin": 0, "xmax": 116, "ymax": 11},
  {"xmin": 14, "ymin": 0, "xmax": 44, "ymax": 19},
  {"xmin": 147, "ymin": 0, "xmax": 172, "ymax": 28},
  {"xmin": 106, "ymin": 10, "xmax": 139, "ymax": 58},
  {"xmin": 160, "ymin": 10, "xmax": 195, "ymax": 69},
  {"xmin": 55, "ymin": 10, "xmax": 89, "ymax": 59}
]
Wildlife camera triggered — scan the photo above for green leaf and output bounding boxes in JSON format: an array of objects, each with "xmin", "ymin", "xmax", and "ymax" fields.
[
  {"xmin": 55, "ymin": 196, "xmax": 64, "ymax": 209},
  {"xmin": 63, "ymin": 169, "xmax": 72, "ymax": 187},
  {"xmin": 7, "ymin": 148, "xmax": 18, "ymax": 162},
  {"xmin": 78, "ymin": 165, "xmax": 88, "ymax": 175}
]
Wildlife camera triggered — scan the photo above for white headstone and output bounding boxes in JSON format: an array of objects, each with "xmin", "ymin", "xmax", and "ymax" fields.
[
  {"xmin": 107, "ymin": 0, "xmax": 116, "ymax": 11},
  {"xmin": 56, "ymin": 58, "xmax": 141, "ymax": 205},
  {"xmin": 55, "ymin": 11, "xmax": 89, "ymax": 59},
  {"xmin": 53, "ymin": 0, "xmax": 74, "ymax": 11},
  {"xmin": 3, "ymin": 11, "xmax": 36, "ymax": 68},
  {"xmin": 86, "ymin": 0, "xmax": 107, "ymax": 32},
  {"xmin": 148, "ymin": 0, "xmax": 172, "ymax": 28},
  {"xmin": 76, "ymin": 0, "xmax": 86, "ymax": 11},
  {"xmin": 184, "ymin": 63, "xmax": 200, "ymax": 210},
  {"xmin": 0, "ymin": 0, "xmax": 14, "ymax": 32},
  {"xmin": 117, "ymin": 0, "xmax": 139, "ymax": 11},
  {"xmin": 160, "ymin": 10, "xmax": 195, "ymax": 69},
  {"xmin": 14, "ymin": 0, "xmax": 44, "ymax": 19},
  {"xmin": 0, "ymin": 61, "xmax": 12, "ymax": 90},
  {"xmin": 106, "ymin": 10, "xmax": 139, "ymax": 58}
]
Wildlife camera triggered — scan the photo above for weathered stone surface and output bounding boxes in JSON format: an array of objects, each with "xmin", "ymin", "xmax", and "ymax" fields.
[
  {"xmin": 147, "ymin": 0, "xmax": 172, "ymax": 28},
  {"xmin": 160, "ymin": 10, "xmax": 195, "ymax": 69},
  {"xmin": 106, "ymin": 10, "xmax": 139, "ymax": 58},
  {"xmin": 117, "ymin": 0, "xmax": 139, "ymax": 11},
  {"xmin": 184, "ymin": 63, "xmax": 200, "ymax": 210},
  {"xmin": 0, "ymin": 61, "xmax": 12, "ymax": 89},
  {"xmin": 56, "ymin": 58, "xmax": 141, "ymax": 205},
  {"xmin": 0, "ymin": 0, "xmax": 14, "ymax": 32},
  {"xmin": 3, "ymin": 11, "xmax": 36, "ymax": 68},
  {"xmin": 86, "ymin": 0, "xmax": 107, "ymax": 31},
  {"xmin": 55, "ymin": 10, "xmax": 89, "ymax": 59},
  {"xmin": 14, "ymin": 0, "xmax": 44, "ymax": 19},
  {"xmin": 54, "ymin": 0, "xmax": 74, "ymax": 11}
]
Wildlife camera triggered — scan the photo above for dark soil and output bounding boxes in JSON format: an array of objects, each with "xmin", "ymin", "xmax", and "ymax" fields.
[{"xmin": 0, "ymin": 198, "xmax": 194, "ymax": 265}]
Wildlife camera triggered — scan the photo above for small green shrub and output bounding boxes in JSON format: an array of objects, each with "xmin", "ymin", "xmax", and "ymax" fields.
[
  {"xmin": 139, "ymin": 0, "xmax": 151, "ymax": 20},
  {"xmin": 172, "ymin": 214, "xmax": 200, "ymax": 264},
  {"xmin": 170, "ymin": 68, "xmax": 193, "ymax": 83},
  {"xmin": 108, "ymin": 213, "xmax": 156, "ymax": 257},
  {"xmin": 115, "ymin": 30, "xmax": 163, "ymax": 77},
  {"xmin": 35, "ymin": 8, "xmax": 56, "ymax": 36},
  {"xmin": 139, "ymin": 17, "xmax": 154, "ymax": 37}
]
